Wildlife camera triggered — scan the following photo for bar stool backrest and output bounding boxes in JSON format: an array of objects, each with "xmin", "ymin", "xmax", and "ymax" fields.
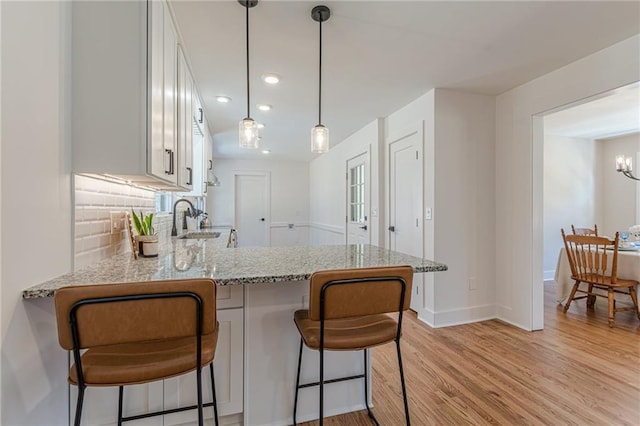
[
  {"xmin": 308, "ymin": 266, "xmax": 414, "ymax": 321},
  {"xmin": 55, "ymin": 279, "xmax": 216, "ymax": 350}
]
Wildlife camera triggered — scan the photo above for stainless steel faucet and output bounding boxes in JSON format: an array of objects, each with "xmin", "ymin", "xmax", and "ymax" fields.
[{"xmin": 171, "ymin": 198, "xmax": 195, "ymax": 236}]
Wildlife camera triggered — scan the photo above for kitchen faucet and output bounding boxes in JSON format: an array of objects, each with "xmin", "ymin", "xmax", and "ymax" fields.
[{"xmin": 171, "ymin": 198, "xmax": 196, "ymax": 236}]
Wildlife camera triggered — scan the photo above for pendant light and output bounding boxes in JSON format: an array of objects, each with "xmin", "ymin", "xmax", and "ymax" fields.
[
  {"xmin": 311, "ymin": 5, "xmax": 331, "ymax": 154},
  {"xmin": 238, "ymin": 0, "xmax": 259, "ymax": 149}
]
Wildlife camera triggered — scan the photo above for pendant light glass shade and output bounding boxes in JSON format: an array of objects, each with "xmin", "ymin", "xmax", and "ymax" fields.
[
  {"xmin": 311, "ymin": 124, "xmax": 329, "ymax": 153},
  {"xmin": 239, "ymin": 117, "xmax": 259, "ymax": 149}
]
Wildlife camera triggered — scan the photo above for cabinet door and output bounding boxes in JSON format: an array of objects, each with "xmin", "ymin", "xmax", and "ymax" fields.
[
  {"xmin": 177, "ymin": 45, "xmax": 194, "ymax": 190},
  {"xmin": 162, "ymin": 1, "xmax": 178, "ymax": 184},
  {"xmin": 204, "ymin": 128, "xmax": 214, "ymax": 195},
  {"xmin": 148, "ymin": 0, "xmax": 166, "ymax": 181},
  {"xmin": 69, "ymin": 374, "xmax": 163, "ymax": 426},
  {"xmin": 163, "ymin": 308, "xmax": 244, "ymax": 425}
]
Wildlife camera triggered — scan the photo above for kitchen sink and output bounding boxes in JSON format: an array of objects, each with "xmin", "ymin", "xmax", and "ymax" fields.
[{"xmin": 178, "ymin": 231, "xmax": 221, "ymax": 240}]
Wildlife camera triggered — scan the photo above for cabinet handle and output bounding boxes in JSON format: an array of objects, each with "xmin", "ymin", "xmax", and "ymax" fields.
[
  {"xmin": 199, "ymin": 108, "xmax": 203, "ymax": 124},
  {"xmin": 186, "ymin": 167, "xmax": 192, "ymax": 185},
  {"xmin": 203, "ymin": 181, "xmax": 208, "ymax": 194},
  {"xmin": 208, "ymin": 159, "xmax": 213, "ymax": 171},
  {"xmin": 359, "ymin": 225, "xmax": 368, "ymax": 230},
  {"xmin": 165, "ymin": 149, "xmax": 175, "ymax": 175}
]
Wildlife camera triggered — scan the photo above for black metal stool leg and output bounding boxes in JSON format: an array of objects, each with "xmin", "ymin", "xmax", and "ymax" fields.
[
  {"xmin": 209, "ymin": 363, "xmax": 219, "ymax": 426},
  {"xmin": 396, "ymin": 340, "xmax": 411, "ymax": 426},
  {"xmin": 293, "ymin": 338, "xmax": 303, "ymax": 425},
  {"xmin": 364, "ymin": 349, "xmax": 380, "ymax": 425},
  {"xmin": 117, "ymin": 386, "xmax": 124, "ymax": 426},
  {"xmin": 74, "ymin": 385, "xmax": 86, "ymax": 426},
  {"xmin": 196, "ymin": 364, "xmax": 203, "ymax": 426},
  {"xmin": 319, "ymin": 346, "xmax": 324, "ymax": 426}
]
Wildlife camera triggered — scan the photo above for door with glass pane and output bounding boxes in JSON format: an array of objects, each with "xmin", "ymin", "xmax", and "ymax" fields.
[{"xmin": 346, "ymin": 152, "xmax": 370, "ymax": 245}]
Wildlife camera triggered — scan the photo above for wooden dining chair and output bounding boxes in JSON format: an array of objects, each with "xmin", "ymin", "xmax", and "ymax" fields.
[
  {"xmin": 571, "ymin": 224, "xmax": 598, "ymax": 236},
  {"xmin": 292, "ymin": 266, "xmax": 414, "ymax": 425},
  {"xmin": 54, "ymin": 279, "xmax": 220, "ymax": 426},
  {"xmin": 561, "ymin": 230, "xmax": 640, "ymax": 327}
]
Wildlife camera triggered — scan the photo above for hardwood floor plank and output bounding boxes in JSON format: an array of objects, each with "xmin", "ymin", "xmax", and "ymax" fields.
[{"xmin": 299, "ymin": 282, "xmax": 639, "ymax": 425}]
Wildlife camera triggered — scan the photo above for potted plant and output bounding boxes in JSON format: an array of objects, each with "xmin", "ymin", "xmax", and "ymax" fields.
[{"xmin": 131, "ymin": 209, "xmax": 159, "ymax": 257}]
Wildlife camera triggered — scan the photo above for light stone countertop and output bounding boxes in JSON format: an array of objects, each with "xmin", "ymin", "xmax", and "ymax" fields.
[{"xmin": 22, "ymin": 238, "xmax": 448, "ymax": 299}]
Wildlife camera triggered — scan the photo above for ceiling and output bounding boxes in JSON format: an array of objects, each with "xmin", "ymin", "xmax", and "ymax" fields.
[
  {"xmin": 169, "ymin": 0, "xmax": 640, "ymax": 162},
  {"xmin": 544, "ymin": 82, "xmax": 640, "ymax": 140}
]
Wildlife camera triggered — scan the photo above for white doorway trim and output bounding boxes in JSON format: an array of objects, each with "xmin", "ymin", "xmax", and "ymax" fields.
[
  {"xmin": 231, "ymin": 171, "xmax": 271, "ymax": 247},
  {"xmin": 532, "ymin": 83, "xmax": 640, "ymax": 330}
]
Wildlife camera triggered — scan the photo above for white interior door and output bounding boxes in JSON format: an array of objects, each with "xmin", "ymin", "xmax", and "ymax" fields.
[
  {"xmin": 346, "ymin": 152, "xmax": 370, "ymax": 245},
  {"xmin": 234, "ymin": 173, "xmax": 269, "ymax": 247},
  {"xmin": 389, "ymin": 132, "xmax": 423, "ymax": 311}
]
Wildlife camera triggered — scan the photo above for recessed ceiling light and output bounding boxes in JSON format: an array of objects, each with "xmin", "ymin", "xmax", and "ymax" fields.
[
  {"xmin": 261, "ymin": 150, "xmax": 271, "ymax": 154},
  {"xmin": 216, "ymin": 96, "xmax": 232, "ymax": 103},
  {"xmin": 257, "ymin": 123, "xmax": 265, "ymax": 129},
  {"xmin": 257, "ymin": 104, "xmax": 272, "ymax": 112},
  {"xmin": 262, "ymin": 73, "xmax": 280, "ymax": 85}
]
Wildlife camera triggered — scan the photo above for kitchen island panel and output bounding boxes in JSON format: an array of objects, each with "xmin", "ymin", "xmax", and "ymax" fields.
[{"xmin": 244, "ymin": 281, "xmax": 367, "ymax": 426}]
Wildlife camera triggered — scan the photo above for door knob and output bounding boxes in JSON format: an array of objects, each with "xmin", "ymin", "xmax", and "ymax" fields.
[
  {"xmin": 260, "ymin": 218, "xmax": 265, "ymax": 221},
  {"xmin": 359, "ymin": 225, "xmax": 368, "ymax": 230},
  {"xmin": 388, "ymin": 226, "xmax": 395, "ymax": 232}
]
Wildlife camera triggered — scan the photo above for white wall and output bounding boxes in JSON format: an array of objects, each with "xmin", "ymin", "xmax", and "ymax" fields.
[
  {"xmin": 496, "ymin": 34, "xmax": 640, "ymax": 330},
  {"xmin": 433, "ymin": 89, "xmax": 496, "ymax": 325},
  {"xmin": 206, "ymin": 158, "xmax": 310, "ymax": 246},
  {"xmin": 383, "ymin": 90, "xmax": 496, "ymax": 326},
  {"xmin": 599, "ymin": 132, "xmax": 640, "ymax": 236},
  {"xmin": 1, "ymin": 2, "xmax": 72, "ymax": 424},
  {"xmin": 309, "ymin": 119, "xmax": 382, "ymax": 246},
  {"xmin": 0, "ymin": 1, "xmax": 3, "ymax": 420},
  {"xmin": 543, "ymin": 135, "xmax": 598, "ymax": 278}
]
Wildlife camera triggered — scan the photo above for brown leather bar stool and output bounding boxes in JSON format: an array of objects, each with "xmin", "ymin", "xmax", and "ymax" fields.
[
  {"xmin": 293, "ymin": 266, "xmax": 414, "ymax": 425},
  {"xmin": 54, "ymin": 278, "xmax": 220, "ymax": 426}
]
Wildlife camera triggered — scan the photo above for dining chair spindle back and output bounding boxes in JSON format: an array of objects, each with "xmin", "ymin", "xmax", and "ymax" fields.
[{"xmin": 561, "ymin": 230, "xmax": 640, "ymax": 327}]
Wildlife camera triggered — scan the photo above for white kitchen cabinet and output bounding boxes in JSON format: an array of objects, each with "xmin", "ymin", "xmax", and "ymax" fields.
[
  {"xmin": 164, "ymin": 307, "xmax": 245, "ymax": 424},
  {"xmin": 204, "ymin": 126, "xmax": 215, "ymax": 193},
  {"xmin": 72, "ymin": 0, "xmax": 187, "ymax": 190},
  {"xmin": 68, "ymin": 368, "xmax": 163, "ymax": 426},
  {"xmin": 177, "ymin": 93, "xmax": 210, "ymax": 197},
  {"xmin": 177, "ymin": 45, "xmax": 194, "ymax": 191}
]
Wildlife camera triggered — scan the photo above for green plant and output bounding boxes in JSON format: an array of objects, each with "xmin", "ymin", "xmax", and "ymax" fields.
[{"xmin": 131, "ymin": 209, "xmax": 155, "ymax": 236}]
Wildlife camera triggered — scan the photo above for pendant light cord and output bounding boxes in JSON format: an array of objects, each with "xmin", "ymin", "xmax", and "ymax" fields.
[
  {"xmin": 318, "ymin": 18, "xmax": 322, "ymax": 126},
  {"xmin": 245, "ymin": 2, "xmax": 250, "ymax": 118}
]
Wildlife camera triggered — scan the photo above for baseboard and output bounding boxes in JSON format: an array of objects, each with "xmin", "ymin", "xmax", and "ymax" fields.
[
  {"xmin": 543, "ymin": 269, "xmax": 556, "ymax": 281},
  {"xmin": 173, "ymin": 413, "xmax": 242, "ymax": 426},
  {"xmin": 418, "ymin": 304, "xmax": 496, "ymax": 328}
]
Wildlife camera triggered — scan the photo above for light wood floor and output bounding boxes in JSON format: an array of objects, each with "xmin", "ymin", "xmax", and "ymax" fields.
[{"xmin": 300, "ymin": 282, "xmax": 640, "ymax": 425}]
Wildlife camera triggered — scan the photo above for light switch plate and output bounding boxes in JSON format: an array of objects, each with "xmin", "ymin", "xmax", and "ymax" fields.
[{"xmin": 110, "ymin": 211, "xmax": 126, "ymax": 234}]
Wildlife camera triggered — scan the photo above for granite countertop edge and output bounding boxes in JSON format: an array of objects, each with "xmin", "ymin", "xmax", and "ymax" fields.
[{"xmin": 22, "ymin": 241, "xmax": 448, "ymax": 299}]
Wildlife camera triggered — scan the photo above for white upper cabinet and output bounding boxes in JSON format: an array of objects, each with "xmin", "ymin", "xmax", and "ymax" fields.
[
  {"xmin": 72, "ymin": 0, "xmax": 192, "ymax": 191},
  {"xmin": 177, "ymin": 45, "xmax": 194, "ymax": 190},
  {"xmin": 177, "ymin": 89, "xmax": 212, "ymax": 198}
]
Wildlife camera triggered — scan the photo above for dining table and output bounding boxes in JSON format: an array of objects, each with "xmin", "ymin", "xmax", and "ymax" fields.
[{"xmin": 554, "ymin": 244, "xmax": 640, "ymax": 303}]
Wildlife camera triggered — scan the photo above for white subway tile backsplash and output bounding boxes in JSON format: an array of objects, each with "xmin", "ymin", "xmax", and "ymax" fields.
[{"xmin": 74, "ymin": 175, "xmax": 157, "ymax": 270}]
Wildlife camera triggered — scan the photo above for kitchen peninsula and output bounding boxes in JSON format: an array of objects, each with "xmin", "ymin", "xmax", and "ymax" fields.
[{"xmin": 23, "ymin": 239, "xmax": 447, "ymax": 426}]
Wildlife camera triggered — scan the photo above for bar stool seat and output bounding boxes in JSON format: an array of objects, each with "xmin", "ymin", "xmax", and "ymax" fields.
[
  {"xmin": 68, "ymin": 333, "xmax": 218, "ymax": 386},
  {"xmin": 294, "ymin": 310, "xmax": 397, "ymax": 350}
]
